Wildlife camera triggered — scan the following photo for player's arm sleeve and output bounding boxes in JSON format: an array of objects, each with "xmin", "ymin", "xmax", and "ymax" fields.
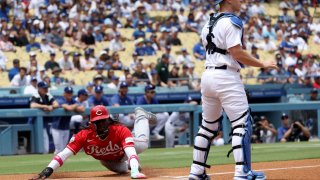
[
  {"xmin": 47, "ymin": 148, "xmax": 74, "ymax": 170},
  {"xmin": 66, "ymin": 131, "xmax": 86, "ymax": 155},
  {"xmin": 121, "ymin": 127, "xmax": 135, "ymax": 149},
  {"xmin": 225, "ymin": 20, "xmax": 242, "ymax": 49}
]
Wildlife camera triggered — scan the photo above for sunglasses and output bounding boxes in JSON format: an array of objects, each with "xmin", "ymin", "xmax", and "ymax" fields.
[{"xmin": 149, "ymin": 91, "xmax": 156, "ymax": 94}]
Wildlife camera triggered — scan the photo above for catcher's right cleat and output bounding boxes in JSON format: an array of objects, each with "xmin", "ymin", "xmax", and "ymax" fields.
[
  {"xmin": 234, "ymin": 171, "xmax": 266, "ymax": 180},
  {"xmin": 134, "ymin": 107, "xmax": 157, "ymax": 125},
  {"xmin": 189, "ymin": 173, "xmax": 211, "ymax": 180}
]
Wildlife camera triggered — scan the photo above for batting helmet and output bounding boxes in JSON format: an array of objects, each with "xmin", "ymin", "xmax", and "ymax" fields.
[{"xmin": 90, "ymin": 105, "xmax": 110, "ymax": 122}]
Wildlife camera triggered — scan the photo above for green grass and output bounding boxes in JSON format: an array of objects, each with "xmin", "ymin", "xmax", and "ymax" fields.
[{"xmin": 0, "ymin": 142, "xmax": 319, "ymax": 175}]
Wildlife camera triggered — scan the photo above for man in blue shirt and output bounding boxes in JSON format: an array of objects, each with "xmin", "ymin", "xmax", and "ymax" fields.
[
  {"xmin": 88, "ymin": 85, "xmax": 109, "ymax": 107},
  {"xmin": 136, "ymin": 84, "xmax": 168, "ymax": 140},
  {"xmin": 132, "ymin": 21, "xmax": 146, "ymax": 40},
  {"xmin": 51, "ymin": 87, "xmax": 78, "ymax": 154},
  {"xmin": 277, "ymin": 113, "xmax": 290, "ymax": 142},
  {"xmin": 8, "ymin": 59, "xmax": 20, "ymax": 81},
  {"xmin": 193, "ymin": 40, "xmax": 206, "ymax": 61},
  {"xmin": 110, "ymin": 82, "xmax": 135, "ymax": 128}
]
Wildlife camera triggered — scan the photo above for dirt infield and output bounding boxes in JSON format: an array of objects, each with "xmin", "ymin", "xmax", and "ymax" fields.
[{"xmin": 1, "ymin": 159, "xmax": 320, "ymax": 180}]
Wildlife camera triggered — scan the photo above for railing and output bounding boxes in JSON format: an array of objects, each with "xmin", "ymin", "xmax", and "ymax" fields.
[{"xmin": 0, "ymin": 102, "xmax": 319, "ymax": 154}]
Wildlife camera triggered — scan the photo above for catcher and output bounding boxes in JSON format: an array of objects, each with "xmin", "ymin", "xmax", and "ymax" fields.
[{"xmin": 30, "ymin": 105, "xmax": 157, "ymax": 179}]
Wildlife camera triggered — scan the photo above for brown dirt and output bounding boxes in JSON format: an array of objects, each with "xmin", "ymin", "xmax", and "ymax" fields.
[{"xmin": 1, "ymin": 159, "xmax": 320, "ymax": 180}]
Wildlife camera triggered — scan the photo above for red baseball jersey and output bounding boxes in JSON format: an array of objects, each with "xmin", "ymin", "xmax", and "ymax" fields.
[{"xmin": 67, "ymin": 124, "xmax": 134, "ymax": 161}]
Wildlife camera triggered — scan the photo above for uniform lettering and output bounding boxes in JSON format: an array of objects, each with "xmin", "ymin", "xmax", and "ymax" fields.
[{"xmin": 86, "ymin": 141, "xmax": 122, "ymax": 156}]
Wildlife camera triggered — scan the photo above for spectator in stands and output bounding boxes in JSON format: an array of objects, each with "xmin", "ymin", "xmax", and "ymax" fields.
[
  {"xmin": 163, "ymin": 45, "xmax": 176, "ymax": 64},
  {"xmin": 158, "ymin": 27, "xmax": 170, "ymax": 49},
  {"xmin": 193, "ymin": 39, "xmax": 205, "ymax": 61},
  {"xmin": 88, "ymin": 85, "xmax": 109, "ymax": 107},
  {"xmin": 13, "ymin": 29, "xmax": 29, "ymax": 47},
  {"xmin": 168, "ymin": 66, "xmax": 180, "ymax": 87},
  {"xmin": 58, "ymin": 50, "xmax": 73, "ymax": 71},
  {"xmin": 39, "ymin": 36, "xmax": 55, "ymax": 54},
  {"xmin": 262, "ymin": 22, "xmax": 276, "ymax": 41},
  {"xmin": 72, "ymin": 52, "xmax": 81, "ymax": 71},
  {"xmin": 144, "ymin": 40, "xmax": 156, "ymax": 56},
  {"xmin": 52, "ymin": 87, "xmax": 79, "ymax": 154},
  {"xmin": 285, "ymin": 50, "xmax": 298, "ymax": 68},
  {"xmin": 176, "ymin": 48, "xmax": 193, "ymax": 65},
  {"xmin": 258, "ymin": 35, "xmax": 277, "ymax": 53},
  {"xmin": 80, "ymin": 49, "xmax": 96, "ymax": 71},
  {"xmin": 313, "ymin": 30, "xmax": 320, "ymax": 44},
  {"xmin": 70, "ymin": 89, "xmax": 89, "ymax": 134},
  {"xmin": 150, "ymin": 33, "xmax": 161, "ymax": 51},
  {"xmin": 308, "ymin": 88, "xmax": 319, "ymax": 101},
  {"xmin": 166, "ymin": 27, "xmax": 182, "ymax": 46},
  {"xmin": 290, "ymin": 29, "xmax": 308, "ymax": 51},
  {"xmin": 105, "ymin": 69, "xmax": 115, "ymax": 84},
  {"xmin": 24, "ymin": 77, "xmax": 38, "ymax": 95},
  {"xmin": 111, "ymin": 52, "xmax": 123, "ymax": 70},
  {"xmin": 44, "ymin": 51, "xmax": 60, "ymax": 71},
  {"xmin": 81, "ymin": 26, "xmax": 95, "ymax": 47},
  {"xmin": 257, "ymin": 68, "xmax": 273, "ymax": 84},
  {"xmin": 165, "ymin": 96, "xmax": 198, "ymax": 147},
  {"xmin": 119, "ymin": 67, "xmax": 130, "ymax": 82},
  {"xmin": 129, "ymin": 52, "xmax": 139, "ymax": 71},
  {"xmin": 303, "ymin": 76, "xmax": 313, "ymax": 88},
  {"xmin": 156, "ymin": 54, "xmax": 170, "ymax": 87},
  {"xmin": 133, "ymin": 21, "xmax": 146, "ymax": 40},
  {"xmin": 46, "ymin": 27, "xmax": 64, "ymax": 48},
  {"xmin": 30, "ymin": 81, "xmax": 59, "ymax": 154},
  {"xmin": 180, "ymin": 64, "xmax": 190, "ymax": 86},
  {"xmin": 26, "ymin": 34, "xmax": 41, "ymax": 52},
  {"xmin": 8, "ymin": 59, "xmax": 20, "ymax": 81},
  {"xmin": 107, "ymin": 76, "xmax": 120, "ymax": 89},
  {"xmin": 313, "ymin": 76, "xmax": 320, "ymax": 89},
  {"xmin": 295, "ymin": 59, "xmax": 306, "ymax": 77},
  {"xmin": 109, "ymin": 32, "xmax": 125, "ymax": 52},
  {"xmin": 125, "ymin": 73, "xmax": 137, "ymax": 87},
  {"xmin": 188, "ymin": 63, "xmax": 200, "ymax": 91},
  {"xmin": 149, "ymin": 69, "xmax": 160, "ymax": 86},
  {"xmin": 185, "ymin": 12, "xmax": 198, "ymax": 33},
  {"xmin": 132, "ymin": 63, "xmax": 148, "ymax": 83},
  {"xmin": 110, "ymin": 82, "xmax": 135, "ymax": 127},
  {"xmin": 86, "ymin": 82, "xmax": 94, "ymax": 95},
  {"xmin": 93, "ymin": 26, "xmax": 104, "ymax": 42},
  {"xmin": 286, "ymin": 65, "xmax": 299, "ymax": 84},
  {"xmin": 11, "ymin": 67, "xmax": 29, "ymax": 87},
  {"xmin": 136, "ymin": 84, "xmax": 168, "ymax": 140},
  {"xmin": 65, "ymin": 29, "xmax": 86, "ymax": 49},
  {"xmin": 51, "ymin": 67, "xmax": 65, "ymax": 85},
  {"xmin": 272, "ymin": 61, "xmax": 287, "ymax": 84},
  {"xmin": 0, "ymin": 31, "xmax": 16, "ymax": 52}
]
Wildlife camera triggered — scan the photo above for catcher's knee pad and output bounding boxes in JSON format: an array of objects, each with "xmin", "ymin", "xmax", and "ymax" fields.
[
  {"xmin": 227, "ymin": 109, "xmax": 253, "ymax": 173},
  {"xmin": 193, "ymin": 115, "xmax": 223, "ymax": 169}
]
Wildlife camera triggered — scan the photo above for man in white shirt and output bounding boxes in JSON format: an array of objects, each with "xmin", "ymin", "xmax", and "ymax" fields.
[
  {"xmin": 290, "ymin": 29, "xmax": 308, "ymax": 51},
  {"xmin": 58, "ymin": 50, "xmax": 74, "ymax": 71},
  {"xmin": 24, "ymin": 77, "xmax": 38, "ymax": 95},
  {"xmin": 176, "ymin": 48, "xmax": 194, "ymax": 65},
  {"xmin": 313, "ymin": 30, "xmax": 320, "ymax": 44},
  {"xmin": 285, "ymin": 50, "xmax": 298, "ymax": 68},
  {"xmin": 258, "ymin": 35, "xmax": 277, "ymax": 53},
  {"xmin": 80, "ymin": 50, "xmax": 96, "ymax": 71},
  {"xmin": 109, "ymin": 32, "xmax": 125, "ymax": 52},
  {"xmin": 11, "ymin": 67, "xmax": 30, "ymax": 87}
]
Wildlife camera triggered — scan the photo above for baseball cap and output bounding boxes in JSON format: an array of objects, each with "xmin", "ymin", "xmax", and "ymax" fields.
[
  {"xmin": 49, "ymin": 51, "xmax": 56, "ymax": 56},
  {"xmin": 37, "ymin": 81, "xmax": 48, "ymax": 89},
  {"xmin": 281, "ymin": 113, "xmax": 289, "ymax": 120},
  {"xmin": 95, "ymin": 85, "xmax": 103, "ymax": 93},
  {"xmin": 181, "ymin": 48, "xmax": 187, "ymax": 52},
  {"xmin": 311, "ymin": 88, "xmax": 318, "ymax": 93},
  {"xmin": 95, "ymin": 65, "xmax": 104, "ymax": 71},
  {"xmin": 64, "ymin": 86, "xmax": 74, "ymax": 93},
  {"xmin": 29, "ymin": 51, "xmax": 36, "ymax": 57},
  {"xmin": 77, "ymin": 89, "xmax": 88, "ymax": 96},
  {"xmin": 111, "ymin": 76, "xmax": 119, "ymax": 81},
  {"xmin": 260, "ymin": 116, "xmax": 266, "ymax": 120},
  {"xmin": 94, "ymin": 74, "xmax": 103, "ymax": 80},
  {"xmin": 123, "ymin": 67, "xmax": 130, "ymax": 72},
  {"xmin": 84, "ymin": 49, "xmax": 91, "ymax": 55},
  {"xmin": 145, "ymin": 84, "xmax": 156, "ymax": 92},
  {"xmin": 73, "ymin": 52, "xmax": 81, "ymax": 57},
  {"xmin": 297, "ymin": 59, "xmax": 303, "ymax": 65},
  {"xmin": 63, "ymin": 50, "xmax": 70, "ymax": 55},
  {"xmin": 119, "ymin": 81, "xmax": 128, "ymax": 88},
  {"xmin": 31, "ymin": 76, "xmax": 38, "ymax": 82}
]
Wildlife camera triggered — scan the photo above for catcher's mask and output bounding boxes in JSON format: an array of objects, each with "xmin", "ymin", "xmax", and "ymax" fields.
[{"xmin": 90, "ymin": 105, "xmax": 111, "ymax": 141}]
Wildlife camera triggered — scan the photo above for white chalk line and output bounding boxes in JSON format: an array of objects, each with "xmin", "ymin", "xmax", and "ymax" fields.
[{"xmin": 160, "ymin": 164, "xmax": 320, "ymax": 179}]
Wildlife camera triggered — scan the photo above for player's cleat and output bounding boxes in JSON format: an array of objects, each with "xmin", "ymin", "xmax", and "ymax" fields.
[
  {"xmin": 150, "ymin": 133, "xmax": 164, "ymax": 141},
  {"xmin": 131, "ymin": 172, "xmax": 147, "ymax": 179},
  {"xmin": 189, "ymin": 173, "xmax": 211, "ymax": 180},
  {"xmin": 234, "ymin": 171, "xmax": 266, "ymax": 180},
  {"xmin": 134, "ymin": 107, "xmax": 157, "ymax": 125}
]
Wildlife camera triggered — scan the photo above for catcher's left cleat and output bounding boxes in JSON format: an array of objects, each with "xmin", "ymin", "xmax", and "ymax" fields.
[{"xmin": 234, "ymin": 170, "xmax": 266, "ymax": 180}]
